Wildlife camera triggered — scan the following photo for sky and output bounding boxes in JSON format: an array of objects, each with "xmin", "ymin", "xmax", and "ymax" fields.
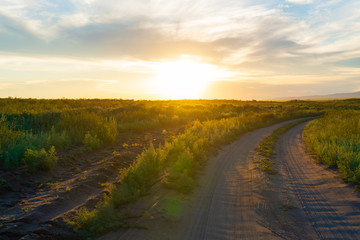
[{"xmin": 0, "ymin": 0, "xmax": 359, "ymax": 100}]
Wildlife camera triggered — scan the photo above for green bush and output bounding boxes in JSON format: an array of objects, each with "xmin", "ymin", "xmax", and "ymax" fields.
[
  {"xmin": 98, "ymin": 120, "xmax": 118, "ymax": 144},
  {"xmin": 23, "ymin": 146, "xmax": 58, "ymax": 173},
  {"xmin": 83, "ymin": 132, "xmax": 101, "ymax": 152},
  {"xmin": 45, "ymin": 127, "xmax": 71, "ymax": 150},
  {"xmin": 162, "ymin": 148, "xmax": 196, "ymax": 193},
  {"xmin": 4, "ymin": 143, "xmax": 28, "ymax": 170},
  {"xmin": 64, "ymin": 200, "xmax": 129, "ymax": 237},
  {"xmin": 112, "ymin": 143, "xmax": 162, "ymax": 205}
]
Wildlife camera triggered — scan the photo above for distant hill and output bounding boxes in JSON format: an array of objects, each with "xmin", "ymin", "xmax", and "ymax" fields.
[{"xmin": 277, "ymin": 91, "xmax": 360, "ymax": 100}]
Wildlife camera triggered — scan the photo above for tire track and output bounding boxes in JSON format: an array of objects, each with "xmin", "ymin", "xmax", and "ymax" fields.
[
  {"xmin": 278, "ymin": 122, "xmax": 360, "ymax": 240},
  {"xmin": 181, "ymin": 120, "xmax": 307, "ymax": 240}
]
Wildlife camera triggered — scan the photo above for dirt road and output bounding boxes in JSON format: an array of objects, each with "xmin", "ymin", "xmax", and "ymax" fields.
[
  {"xmin": 272, "ymin": 122, "xmax": 360, "ymax": 239},
  {"xmin": 117, "ymin": 120, "xmax": 360, "ymax": 240}
]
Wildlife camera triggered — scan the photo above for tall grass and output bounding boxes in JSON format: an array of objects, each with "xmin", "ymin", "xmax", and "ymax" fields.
[{"xmin": 303, "ymin": 111, "xmax": 360, "ymax": 184}]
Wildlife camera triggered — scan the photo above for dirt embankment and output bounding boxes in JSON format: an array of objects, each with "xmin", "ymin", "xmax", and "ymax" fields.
[
  {"xmin": 0, "ymin": 126, "xmax": 183, "ymax": 240},
  {"xmin": 113, "ymin": 120, "xmax": 360, "ymax": 240}
]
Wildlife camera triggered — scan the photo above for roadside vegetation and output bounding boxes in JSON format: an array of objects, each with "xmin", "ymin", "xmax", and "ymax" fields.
[
  {"xmin": 256, "ymin": 119, "xmax": 311, "ymax": 175},
  {"xmin": 303, "ymin": 110, "xmax": 360, "ymax": 185},
  {"xmin": 65, "ymin": 112, "xmax": 318, "ymax": 236},
  {"xmin": 3, "ymin": 98, "xmax": 360, "ymax": 238}
]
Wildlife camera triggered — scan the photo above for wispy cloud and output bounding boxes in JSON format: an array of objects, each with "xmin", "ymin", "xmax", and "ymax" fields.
[
  {"xmin": 286, "ymin": 0, "xmax": 313, "ymax": 5},
  {"xmin": 0, "ymin": 0, "xmax": 359, "ymax": 98}
]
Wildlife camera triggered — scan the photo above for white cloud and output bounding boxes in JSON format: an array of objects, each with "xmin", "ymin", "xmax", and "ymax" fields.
[
  {"xmin": 0, "ymin": 0, "xmax": 360, "ymax": 98},
  {"xmin": 286, "ymin": 0, "xmax": 313, "ymax": 5}
]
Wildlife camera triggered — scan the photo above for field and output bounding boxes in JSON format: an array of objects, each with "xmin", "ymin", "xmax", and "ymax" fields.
[{"xmin": 1, "ymin": 98, "xmax": 360, "ymax": 239}]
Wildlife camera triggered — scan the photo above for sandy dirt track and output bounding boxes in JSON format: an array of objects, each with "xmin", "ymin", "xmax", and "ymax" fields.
[
  {"xmin": 272, "ymin": 122, "xmax": 360, "ymax": 239},
  {"xmin": 117, "ymin": 119, "xmax": 360, "ymax": 240}
]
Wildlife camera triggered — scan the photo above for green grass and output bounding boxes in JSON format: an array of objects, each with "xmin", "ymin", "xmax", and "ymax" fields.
[
  {"xmin": 256, "ymin": 118, "xmax": 310, "ymax": 174},
  {"xmin": 23, "ymin": 146, "xmax": 58, "ymax": 173},
  {"xmin": 303, "ymin": 110, "xmax": 360, "ymax": 185},
  {"xmin": 258, "ymin": 157, "xmax": 278, "ymax": 175}
]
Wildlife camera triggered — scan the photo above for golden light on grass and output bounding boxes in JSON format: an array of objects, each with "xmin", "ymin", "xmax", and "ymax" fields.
[{"xmin": 153, "ymin": 56, "xmax": 231, "ymax": 99}]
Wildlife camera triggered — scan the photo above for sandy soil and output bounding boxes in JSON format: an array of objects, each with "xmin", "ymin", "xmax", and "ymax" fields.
[
  {"xmin": 0, "ymin": 126, "xmax": 183, "ymax": 240},
  {"xmin": 111, "ymin": 119, "xmax": 360, "ymax": 240}
]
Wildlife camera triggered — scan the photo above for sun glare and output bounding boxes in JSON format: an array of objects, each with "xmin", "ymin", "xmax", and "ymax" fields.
[{"xmin": 153, "ymin": 57, "xmax": 228, "ymax": 99}]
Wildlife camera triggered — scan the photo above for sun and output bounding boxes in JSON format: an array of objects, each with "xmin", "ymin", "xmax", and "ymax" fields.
[{"xmin": 152, "ymin": 57, "xmax": 226, "ymax": 99}]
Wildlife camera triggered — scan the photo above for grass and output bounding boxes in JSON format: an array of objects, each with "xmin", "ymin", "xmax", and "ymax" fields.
[
  {"xmin": 256, "ymin": 119, "xmax": 311, "ymax": 174},
  {"xmin": 303, "ymin": 110, "xmax": 360, "ymax": 185},
  {"xmin": 83, "ymin": 132, "xmax": 101, "ymax": 152},
  {"xmin": 258, "ymin": 158, "xmax": 278, "ymax": 175}
]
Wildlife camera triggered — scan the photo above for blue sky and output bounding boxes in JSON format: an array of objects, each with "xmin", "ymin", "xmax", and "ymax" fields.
[{"xmin": 0, "ymin": 0, "xmax": 359, "ymax": 99}]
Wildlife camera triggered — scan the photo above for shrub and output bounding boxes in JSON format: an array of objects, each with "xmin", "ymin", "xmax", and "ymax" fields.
[
  {"xmin": 23, "ymin": 146, "xmax": 58, "ymax": 173},
  {"xmin": 0, "ymin": 116, "xmax": 23, "ymax": 169},
  {"xmin": 58, "ymin": 112, "xmax": 118, "ymax": 144},
  {"xmin": 4, "ymin": 143, "xmax": 28, "ymax": 170},
  {"xmin": 46, "ymin": 127, "xmax": 71, "ymax": 150},
  {"xmin": 83, "ymin": 132, "xmax": 100, "ymax": 152},
  {"xmin": 162, "ymin": 148, "xmax": 196, "ymax": 193},
  {"xmin": 98, "ymin": 120, "xmax": 118, "ymax": 144},
  {"xmin": 64, "ymin": 201, "xmax": 128, "ymax": 237}
]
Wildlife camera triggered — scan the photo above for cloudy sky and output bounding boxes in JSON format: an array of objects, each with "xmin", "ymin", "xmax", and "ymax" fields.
[{"xmin": 0, "ymin": 0, "xmax": 359, "ymax": 99}]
